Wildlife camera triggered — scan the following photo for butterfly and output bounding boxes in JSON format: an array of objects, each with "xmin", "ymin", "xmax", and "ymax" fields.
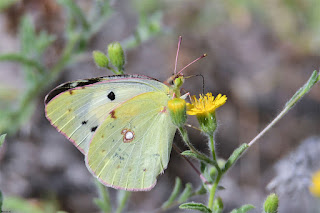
[{"xmin": 44, "ymin": 37, "xmax": 205, "ymax": 191}]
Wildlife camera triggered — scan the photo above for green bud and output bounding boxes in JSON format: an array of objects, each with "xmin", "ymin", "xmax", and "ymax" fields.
[
  {"xmin": 213, "ymin": 197, "xmax": 223, "ymax": 213},
  {"xmin": 108, "ymin": 42, "xmax": 125, "ymax": 71},
  {"xmin": 92, "ymin": 51, "xmax": 109, "ymax": 68},
  {"xmin": 197, "ymin": 113, "xmax": 217, "ymax": 135},
  {"xmin": 168, "ymin": 98, "xmax": 187, "ymax": 127},
  {"xmin": 263, "ymin": 193, "xmax": 279, "ymax": 213}
]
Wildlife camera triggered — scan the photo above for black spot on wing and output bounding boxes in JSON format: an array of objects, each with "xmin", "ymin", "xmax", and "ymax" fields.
[
  {"xmin": 107, "ymin": 91, "xmax": 115, "ymax": 101},
  {"xmin": 91, "ymin": 126, "xmax": 98, "ymax": 132},
  {"xmin": 82, "ymin": 120, "xmax": 88, "ymax": 125}
]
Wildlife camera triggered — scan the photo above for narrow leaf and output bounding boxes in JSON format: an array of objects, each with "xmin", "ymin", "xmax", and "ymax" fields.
[
  {"xmin": 181, "ymin": 150, "xmax": 198, "ymax": 159},
  {"xmin": 0, "ymin": 190, "xmax": 2, "ymax": 211},
  {"xmin": 285, "ymin": 70, "xmax": 320, "ymax": 109},
  {"xmin": 178, "ymin": 183, "xmax": 193, "ymax": 203},
  {"xmin": 222, "ymin": 143, "xmax": 249, "ymax": 173},
  {"xmin": 161, "ymin": 177, "xmax": 182, "ymax": 209},
  {"xmin": 116, "ymin": 190, "xmax": 131, "ymax": 213},
  {"xmin": 179, "ymin": 202, "xmax": 212, "ymax": 213},
  {"xmin": 94, "ymin": 181, "xmax": 111, "ymax": 213},
  {"xmin": 0, "ymin": 54, "xmax": 45, "ymax": 74},
  {"xmin": 230, "ymin": 204, "xmax": 255, "ymax": 213},
  {"xmin": 19, "ymin": 16, "xmax": 36, "ymax": 56},
  {"xmin": 195, "ymin": 185, "xmax": 208, "ymax": 195},
  {"xmin": 200, "ymin": 161, "xmax": 207, "ymax": 173},
  {"xmin": 57, "ymin": 0, "xmax": 90, "ymax": 31},
  {"xmin": 0, "ymin": 134, "xmax": 6, "ymax": 148}
]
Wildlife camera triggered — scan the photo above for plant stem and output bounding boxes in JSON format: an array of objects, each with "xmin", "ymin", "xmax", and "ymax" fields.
[
  {"xmin": 209, "ymin": 134, "xmax": 216, "ymax": 162},
  {"xmin": 178, "ymin": 127, "xmax": 215, "ymax": 166},
  {"xmin": 248, "ymin": 104, "xmax": 289, "ymax": 147},
  {"xmin": 208, "ymin": 134, "xmax": 221, "ymax": 173},
  {"xmin": 207, "ymin": 172, "xmax": 222, "ymax": 210}
]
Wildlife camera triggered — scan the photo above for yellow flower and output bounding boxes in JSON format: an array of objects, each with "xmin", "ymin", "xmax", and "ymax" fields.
[
  {"xmin": 310, "ymin": 170, "xmax": 320, "ymax": 197},
  {"xmin": 187, "ymin": 93, "xmax": 227, "ymax": 116},
  {"xmin": 186, "ymin": 93, "xmax": 227, "ymax": 135}
]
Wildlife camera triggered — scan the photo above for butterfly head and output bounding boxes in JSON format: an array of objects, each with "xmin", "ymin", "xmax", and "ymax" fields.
[{"xmin": 166, "ymin": 74, "xmax": 184, "ymax": 98}]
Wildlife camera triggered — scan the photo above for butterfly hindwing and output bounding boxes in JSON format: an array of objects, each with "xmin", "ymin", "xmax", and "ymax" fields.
[
  {"xmin": 45, "ymin": 75, "xmax": 170, "ymax": 154},
  {"xmin": 86, "ymin": 91, "xmax": 176, "ymax": 191}
]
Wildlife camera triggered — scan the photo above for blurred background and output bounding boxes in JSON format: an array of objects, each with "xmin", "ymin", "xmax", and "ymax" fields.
[{"xmin": 0, "ymin": 0, "xmax": 319, "ymax": 212}]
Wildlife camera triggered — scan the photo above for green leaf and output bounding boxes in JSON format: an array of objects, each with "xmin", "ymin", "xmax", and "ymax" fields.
[
  {"xmin": 161, "ymin": 177, "xmax": 182, "ymax": 209},
  {"xmin": 115, "ymin": 190, "xmax": 131, "ymax": 213},
  {"xmin": 0, "ymin": 0, "xmax": 20, "ymax": 11},
  {"xmin": 94, "ymin": 181, "xmax": 111, "ymax": 213},
  {"xmin": 0, "ymin": 190, "xmax": 3, "ymax": 211},
  {"xmin": 285, "ymin": 70, "xmax": 320, "ymax": 109},
  {"xmin": 181, "ymin": 150, "xmax": 198, "ymax": 159},
  {"xmin": 122, "ymin": 11, "xmax": 163, "ymax": 49},
  {"xmin": 222, "ymin": 143, "xmax": 249, "ymax": 173},
  {"xmin": 213, "ymin": 197, "xmax": 223, "ymax": 213},
  {"xmin": 93, "ymin": 199, "xmax": 110, "ymax": 213},
  {"xmin": 200, "ymin": 161, "xmax": 207, "ymax": 173},
  {"xmin": 35, "ymin": 31, "xmax": 56, "ymax": 57},
  {"xmin": 230, "ymin": 204, "xmax": 255, "ymax": 213},
  {"xmin": 195, "ymin": 185, "xmax": 208, "ymax": 195},
  {"xmin": 0, "ymin": 53, "xmax": 45, "ymax": 75},
  {"xmin": 178, "ymin": 183, "xmax": 193, "ymax": 203},
  {"xmin": 57, "ymin": 0, "xmax": 90, "ymax": 31},
  {"xmin": 19, "ymin": 16, "xmax": 36, "ymax": 56},
  {"xmin": 179, "ymin": 202, "xmax": 212, "ymax": 213},
  {"xmin": 0, "ymin": 134, "xmax": 6, "ymax": 149},
  {"xmin": 2, "ymin": 196, "xmax": 44, "ymax": 213}
]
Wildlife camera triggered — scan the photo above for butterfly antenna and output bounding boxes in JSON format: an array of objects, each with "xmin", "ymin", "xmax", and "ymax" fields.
[
  {"xmin": 185, "ymin": 74, "xmax": 205, "ymax": 94},
  {"xmin": 176, "ymin": 54, "xmax": 207, "ymax": 76},
  {"xmin": 174, "ymin": 36, "xmax": 182, "ymax": 75}
]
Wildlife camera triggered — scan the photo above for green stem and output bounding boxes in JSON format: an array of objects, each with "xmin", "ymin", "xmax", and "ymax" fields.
[
  {"xmin": 209, "ymin": 135, "xmax": 216, "ymax": 162},
  {"xmin": 208, "ymin": 134, "xmax": 221, "ymax": 173},
  {"xmin": 207, "ymin": 172, "xmax": 222, "ymax": 210},
  {"xmin": 178, "ymin": 127, "xmax": 215, "ymax": 166}
]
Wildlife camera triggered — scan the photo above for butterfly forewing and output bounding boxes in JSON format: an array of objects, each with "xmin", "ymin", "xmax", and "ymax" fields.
[
  {"xmin": 86, "ymin": 91, "xmax": 177, "ymax": 191},
  {"xmin": 45, "ymin": 75, "xmax": 170, "ymax": 154}
]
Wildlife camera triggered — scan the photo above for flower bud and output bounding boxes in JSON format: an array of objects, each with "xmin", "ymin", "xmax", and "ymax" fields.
[
  {"xmin": 263, "ymin": 193, "xmax": 279, "ymax": 213},
  {"xmin": 92, "ymin": 51, "xmax": 109, "ymax": 68},
  {"xmin": 108, "ymin": 42, "xmax": 125, "ymax": 71},
  {"xmin": 168, "ymin": 98, "xmax": 187, "ymax": 127}
]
